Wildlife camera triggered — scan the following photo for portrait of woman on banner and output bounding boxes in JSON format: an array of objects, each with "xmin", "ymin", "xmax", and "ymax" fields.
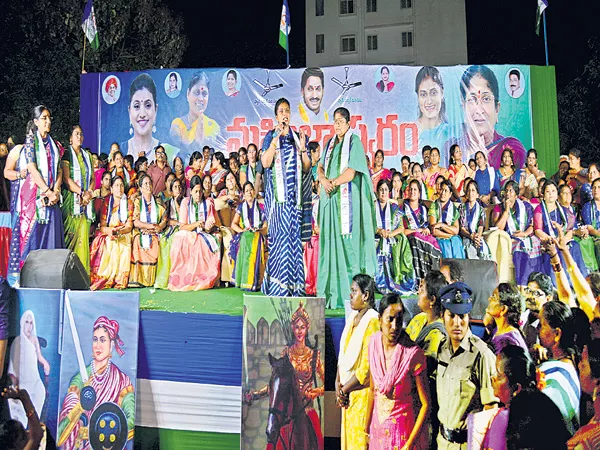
[
  {"xmin": 170, "ymin": 71, "xmax": 221, "ymax": 163},
  {"xmin": 413, "ymin": 66, "xmax": 451, "ymax": 161},
  {"xmin": 58, "ymin": 316, "xmax": 135, "ymax": 450},
  {"xmin": 8, "ymin": 310, "xmax": 50, "ymax": 427},
  {"xmin": 121, "ymin": 73, "xmax": 178, "ymax": 164},
  {"xmin": 455, "ymin": 65, "xmax": 526, "ymax": 169}
]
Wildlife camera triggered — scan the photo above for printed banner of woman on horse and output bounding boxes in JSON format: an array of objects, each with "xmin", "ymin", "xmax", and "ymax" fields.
[{"xmin": 242, "ymin": 296, "xmax": 325, "ymax": 450}]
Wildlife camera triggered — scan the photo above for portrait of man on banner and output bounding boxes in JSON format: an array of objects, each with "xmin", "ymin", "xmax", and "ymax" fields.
[
  {"xmin": 242, "ymin": 296, "xmax": 325, "ymax": 450},
  {"xmin": 298, "ymin": 67, "xmax": 329, "ymax": 125},
  {"xmin": 57, "ymin": 291, "xmax": 139, "ymax": 450}
]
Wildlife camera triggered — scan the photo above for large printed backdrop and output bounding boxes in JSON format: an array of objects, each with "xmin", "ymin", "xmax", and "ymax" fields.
[{"xmin": 84, "ymin": 64, "xmax": 533, "ymax": 169}]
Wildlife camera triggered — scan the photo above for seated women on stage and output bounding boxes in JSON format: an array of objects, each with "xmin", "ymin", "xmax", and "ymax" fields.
[
  {"xmin": 158, "ymin": 171, "xmax": 176, "ymax": 204},
  {"xmin": 459, "ymin": 180, "xmax": 492, "ymax": 260},
  {"xmin": 410, "ymin": 163, "xmax": 429, "ymax": 201},
  {"xmin": 217, "ymin": 171, "xmax": 242, "ymax": 286},
  {"xmin": 491, "ymin": 180, "xmax": 542, "ymax": 285},
  {"xmin": 202, "ymin": 173, "xmax": 217, "ymax": 199},
  {"xmin": 581, "ymin": 177, "xmax": 600, "ymax": 272},
  {"xmin": 474, "ymin": 150, "xmax": 500, "ymax": 205},
  {"xmin": 428, "ymin": 179, "xmax": 465, "ymax": 258},
  {"xmin": 559, "ymin": 183, "xmax": 597, "ymax": 272},
  {"xmin": 391, "ymin": 171, "xmax": 404, "ymax": 203},
  {"xmin": 374, "ymin": 179, "xmax": 415, "ymax": 294},
  {"xmin": 185, "ymin": 151, "xmax": 204, "ymax": 192},
  {"xmin": 239, "ymin": 143, "xmax": 258, "ymax": 187},
  {"xmin": 519, "ymin": 148, "xmax": 545, "ymax": 200},
  {"xmin": 497, "ymin": 148, "xmax": 520, "ymax": 191},
  {"xmin": 534, "ymin": 180, "xmax": 588, "ymax": 282},
  {"xmin": 90, "ymin": 176, "xmax": 133, "ymax": 290},
  {"xmin": 447, "ymin": 143, "xmax": 471, "ymax": 196},
  {"xmin": 371, "ymin": 149, "xmax": 392, "ymax": 191},
  {"xmin": 168, "ymin": 175, "xmax": 221, "ymax": 291},
  {"xmin": 109, "ymin": 151, "xmax": 130, "ymax": 190},
  {"xmin": 210, "ymin": 152, "xmax": 228, "ymax": 193},
  {"xmin": 422, "ymin": 147, "xmax": 448, "ymax": 200},
  {"xmin": 229, "ymin": 182, "xmax": 266, "ymax": 291},
  {"xmin": 402, "ymin": 179, "xmax": 442, "ymax": 284},
  {"xmin": 129, "ymin": 174, "xmax": 167, "ymax": 288},
  {"xmin": 578, "ymin": 162, "xmax": 599, "ymax": 207}
]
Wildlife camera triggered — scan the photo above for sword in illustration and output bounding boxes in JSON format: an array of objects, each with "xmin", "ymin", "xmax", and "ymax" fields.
[
  {"xmin": 331, "ymin": 66, "xmax": 362, "ymax": 96},
  {"xmin": 253, "ymin": 70, "xmax": 284, "ymax": 97},
  {"xmin": 58, "ymin": 293, "xmax": 97, "ymax": 446}
]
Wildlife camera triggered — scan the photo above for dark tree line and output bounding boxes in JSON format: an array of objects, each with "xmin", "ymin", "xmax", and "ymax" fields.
[{"xmin": 0, "ymin": 0, "xmax": 187, "ymax": 144}]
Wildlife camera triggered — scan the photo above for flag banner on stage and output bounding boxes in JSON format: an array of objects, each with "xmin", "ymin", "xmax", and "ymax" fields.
[
  {"xmin": 57, "ymin": 291, "xmax": 140, "ymax": 450},
  {"xmin": 7, "ymin": 289, "xmax": 64, "ymax": 441},
  {"xmin": 83, "ymin": 64, "xmax": 533, "ymax": 170},
  {"xmin": 241, "ymin": 295, "xmax": 325, "ymax": 449},
  {"xmin": 536, "ymin": 0, "xmax": 549, "ymax": 35},
  {"xmin": 279, "ymin": 0, "xmax": 290, "ymax": 50}
]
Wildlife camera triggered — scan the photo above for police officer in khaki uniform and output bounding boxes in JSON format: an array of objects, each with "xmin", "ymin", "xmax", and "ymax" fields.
[{"xmin": 435, "ymin": 282, "xmax": 498, "ymax": 450}]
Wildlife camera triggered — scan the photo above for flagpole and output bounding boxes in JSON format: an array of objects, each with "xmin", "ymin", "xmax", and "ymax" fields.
[
  {"xmin": 543, "ymin": 10, "xmax": 549, "ymax": 66},
  {"xmin": 286, "ymin": 27, "xmax": 290, "ymax": 69},
  {"xmin": 82, "ymin": 32, "xmax": 87, "ymax": 73}
]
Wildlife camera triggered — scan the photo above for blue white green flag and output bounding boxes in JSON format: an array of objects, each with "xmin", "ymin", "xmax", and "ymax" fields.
[
  {"xmin": 82, "ymin": 0, "xmax": 99, "ymax": 50},
  {"xmin": 536, "ymin": 0, "xmax": 548, "ymax": 35},
  {"xmin": 279, "ymin": 0, "xmax": 290, "ymax": 50}
]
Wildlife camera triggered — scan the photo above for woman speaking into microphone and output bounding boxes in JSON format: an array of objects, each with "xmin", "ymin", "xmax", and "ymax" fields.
[{"xmin": 260, "ymin": 98, "xmax": 312, "ymax": 297}]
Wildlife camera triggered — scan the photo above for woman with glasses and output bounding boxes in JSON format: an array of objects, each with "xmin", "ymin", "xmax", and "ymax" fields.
[{"xmin": 484, "ymin": 283, "xmax": 527, "ymax": 355}]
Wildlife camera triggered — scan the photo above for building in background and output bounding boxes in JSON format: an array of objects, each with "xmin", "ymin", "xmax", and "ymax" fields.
[{"xmin": 306, "ymin": 0, "xmax": 467, "ymax": 67}]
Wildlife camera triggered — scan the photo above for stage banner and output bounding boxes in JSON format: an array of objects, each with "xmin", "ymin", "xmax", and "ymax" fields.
[
  {"xmin": 87, "ymin": 64, "xmax": 533, "ymax": 170},
  {"xmin": 241, "ymin": 295, "xmax": 325, "ymax": 450},
  {"xmin": 6, "ymin": 288, "xmax": 64, "ymax": 440},
  {"xmin": 56, "ymin": 291, "xmax": 140, "ymax": 450}
]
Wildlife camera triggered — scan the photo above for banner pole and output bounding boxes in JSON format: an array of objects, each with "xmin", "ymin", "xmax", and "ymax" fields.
[
  {"xmin": 82, "ymin": 33, "xmax": 87, "ymax": 73},
  {"xmin": 286, "ymin": 28, "xmax": 290, "ymax": 69},
  {"xmin": 543, "ymin": 11, "xmax": 549, "ymax": 66}
]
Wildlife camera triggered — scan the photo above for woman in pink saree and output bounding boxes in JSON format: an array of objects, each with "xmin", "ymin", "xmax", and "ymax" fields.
[{"xmin": 368, "ymin": 293, "xmax": 430, "ymax": 449}]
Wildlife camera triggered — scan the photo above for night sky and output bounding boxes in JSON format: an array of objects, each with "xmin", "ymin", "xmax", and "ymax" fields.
[{"xmin": 168, "ymin": 0, "xmax": 597, "ymax": 90}]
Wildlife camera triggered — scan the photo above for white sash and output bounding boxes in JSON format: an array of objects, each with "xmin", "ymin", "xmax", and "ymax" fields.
[
  {"xmin": 487, "ymin": 166, "xmax": 496, "ymax": 193},
  {"xmin": 242, "ymin": 200, "xmax": 261, "ymax": 229},
  {"xmin": 169, "ymin": 198, "xmax": 180, "ymax": 221},
  {"xmin": 403, "ymin": 202, "xmax": 422, "ymax": 231},
  {"xmin": 70, "ymin": 146, "xmax": 94, "ymax": 220},
  {"xmin": 273, "ymin": 129, "xmax": 303, "ymax": 208},
  {"xmin": 312, "ymin": 195, "xmax": 320, "ymax": 225},
  {"xmin": 506, "ymin": 199, "xmax": 533, "ymax": 252},
  {"xmin": 107, "ymin": 195, "xmax": 128, "ymax": 226},
  {"xmin": 140, "ymin": 196, "xmax": 158, "ymax": 249},
  {"xmin": 35, "ymin": 132, "xmax": 60, "ymax": 223},
  {"xmin": 440, "ymin": 200, "xmax": 456, "ymax": 225},
  {"xmin": 189, "ymin": 199, "xmax": 218, "ymax": 253},
  {"xmin": 541, "ymin": 201, "xmax": 567, "ymax": 238},
  {"xmin": 246, "ymin": 164, "xmax": 256, "ymax": 184},
  {"xmin": 15, "ymin": 145, "xmax": 27, "ymax": 213},
  {"xmin": 375, "ymin": 200, "xmax": 393, "ymax": 255},
  {"xmin": 464, "ymin": 201, "xmax": 482, "ymax": 233},
  {"xmin": 323, "ymin": 131, "xmax": 353, "ymax": 236},
  {"xmin": 338, "ymin": 309, "xmax": 379, "ymax": 385}
]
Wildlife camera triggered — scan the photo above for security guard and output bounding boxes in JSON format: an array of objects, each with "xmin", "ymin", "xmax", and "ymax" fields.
[{"xmin": 435, "ymin": 282, "xmax": 498, "ymax": 450}]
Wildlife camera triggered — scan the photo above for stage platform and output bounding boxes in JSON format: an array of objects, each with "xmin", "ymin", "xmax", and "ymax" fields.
[{"xmin": 123, "ymin": 286, "xmax": 351, "ymax": 450}]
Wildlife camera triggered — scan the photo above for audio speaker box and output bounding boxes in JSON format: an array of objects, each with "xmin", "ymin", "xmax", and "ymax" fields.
[{"xmin": 21, "ymin": 249, "xmax": 90, "ymax": 290}]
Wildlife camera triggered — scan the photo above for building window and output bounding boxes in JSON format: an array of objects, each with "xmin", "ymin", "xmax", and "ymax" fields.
[
  {"xmin": 367, "ymin": 0, "xmax": 377, "ymax": 13},
  {"xmin": 341, "ymin": 34, "xmax": 356, "ymax": 53},
  {"xmin": 402, "ymin": 31, "xmax": 413, "ymax": 47},
  {"xmin": 340, "ymin": 0, "xmax": 354, "ymax": 15},
  {"xmin": 316, "ymin": 0, "xmax": 324, "ymax": 16},
  {"xmin": 367, "ymin": 35, "xmax": 378, "ymax": 51},
  {"xmin": 316, "ymin": 34, "xmax": 325, "ymax": 54},
  {"xmin": 401, "ymin": 0, "xmax": 412, "ymax": 9}
]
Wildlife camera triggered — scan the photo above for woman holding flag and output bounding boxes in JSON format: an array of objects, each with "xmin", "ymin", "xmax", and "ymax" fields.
[{"xmin": 317, "ymin": 107, "xmax": 377, "ymax": 311}]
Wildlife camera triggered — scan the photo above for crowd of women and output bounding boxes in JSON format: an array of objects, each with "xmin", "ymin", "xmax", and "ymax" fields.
[
  {"xmin": 4, "ymin": 103, "xmax": 600, "ymax": 303},
  {"xmin": 336, "ymin": 225, "xmax": 600, "ymax": 450}
]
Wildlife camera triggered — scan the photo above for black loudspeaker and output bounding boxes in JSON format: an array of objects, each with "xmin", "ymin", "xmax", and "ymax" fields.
[
  {"xmin": 21, "ymin": 249, "xmax": 90, "ymax": 290},
  {"xmin": 442, "ymin": 258, "xmax": 498, "ymax": 321}
]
